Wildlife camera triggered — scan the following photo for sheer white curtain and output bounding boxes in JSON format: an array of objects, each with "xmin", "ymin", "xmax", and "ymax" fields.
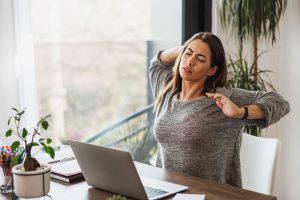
[{"xmin": 0, "ymin": 0, "xmax": 38, "ymax": 145}]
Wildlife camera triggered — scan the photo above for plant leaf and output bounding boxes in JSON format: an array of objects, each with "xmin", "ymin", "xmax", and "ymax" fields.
[
  {"xmin": 44, "ymin": 115, "xmax": 51, "ymax": 119},
  {"xmin": 48, "ymin": 146, "xmax": 55, "ymax": 159},
  {"xmin": 11, "ymin": 141, "xmax": 20, "ymax": 152},
  {"xmin": 17, "ymin": 110, "xmax": 25, "ymax": 116},
  {"xmin": 42, "ymin": 120, "xmax": 49, "ymax": 130},
  {"xmin": 14, "ymin": 116, "xmax": 20, "ymax": 121},
  {"xmin": 43, "ymin": 145, "xmax": 49, "ymax": 153},
  {"xmin": 29, "ymin": 142, "xmax": 39, "ymax": 147},
  {"xmin": 10, "ymin": 155, "xmax": 20, "ymax": 169},
  {"xmin": 12, "ymin": 108, "xmax": 18, "ymax": 112},
  {"xmin": 5, "ymin": 129, "xmax": 12, "ymax": 137},
  {"xmin": 22, "ymin": 128, "xmax": 28, "ymax": 138},
  {"xmin": 8, "ymin": 116, "xmax": 13, "ymax": 125},
  {"xmin": 46, "ymin": 138, "xmax": 52, "ymax": 144}
]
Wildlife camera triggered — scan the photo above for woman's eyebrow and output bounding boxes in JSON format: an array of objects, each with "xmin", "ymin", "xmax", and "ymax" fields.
[{"xmin": 187, "ymin": 47, "xmax": 207, "ymax": 59}]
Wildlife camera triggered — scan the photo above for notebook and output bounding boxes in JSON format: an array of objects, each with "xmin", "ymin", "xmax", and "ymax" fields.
[
  {"xmin": 36, "ymin": 148, "xmax": 83, "ymax": 182},
  {"xmin": 50, "ymin": 172, "xmax": 84, "ymax": 183},
  {"xmin": 68, "ymin": 140, "xmax": 188, "ymax": 200}
]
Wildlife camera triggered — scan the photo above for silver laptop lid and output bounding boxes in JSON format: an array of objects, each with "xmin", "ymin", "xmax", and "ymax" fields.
[{"xmin": 68, "ymin": 140, "xmax": 149, "ymax": 200}]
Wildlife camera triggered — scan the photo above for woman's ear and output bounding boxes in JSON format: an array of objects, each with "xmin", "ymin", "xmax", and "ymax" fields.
[{"xmin": 208, "ymin": 66, "xmax": 218, "ymax": 76}]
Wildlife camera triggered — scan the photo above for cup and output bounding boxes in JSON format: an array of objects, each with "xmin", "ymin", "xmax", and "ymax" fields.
[{"xmin": 0, "ymin": 162, "xmax": 13, "ymax": 194}]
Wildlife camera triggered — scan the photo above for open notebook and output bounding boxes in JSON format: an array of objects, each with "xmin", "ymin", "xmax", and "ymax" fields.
[{"xmin": 36, "ymin": 148, "xmax": 83, "ymax": 182}]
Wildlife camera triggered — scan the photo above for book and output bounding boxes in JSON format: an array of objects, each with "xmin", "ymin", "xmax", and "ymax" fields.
[
  {"xmin": 50, "ymin": 172, "xmax": 84, "ymax": 183},
  {"xmin": 49, "ymin": 156, "xmax": 82, "ymax": 176},
  {"xmin": 36, "ymin": 148, "xmax": 84, "ymax": 182}
]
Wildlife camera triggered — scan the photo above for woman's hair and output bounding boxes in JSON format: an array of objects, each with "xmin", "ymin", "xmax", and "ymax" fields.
[{"xmin": 154, "ymin": 32, "xmax": 227, "ymax": 111}]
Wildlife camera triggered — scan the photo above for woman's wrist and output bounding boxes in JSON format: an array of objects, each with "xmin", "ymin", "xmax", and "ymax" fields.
[
  {"xmin": 240, "ymin": 106, "xmax": 248, "ymax": 120},
  {"xmin": 236, "ymin": 105, "xmax": 265, "ymax": 120},
  {"xmin": 235, "ymin": 107, "xmax": 247, "ymax": 119}
]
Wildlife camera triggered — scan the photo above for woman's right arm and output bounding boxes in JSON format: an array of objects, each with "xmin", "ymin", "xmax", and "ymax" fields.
[
  {"xmin": 159, "ymin": 46, "xmax": 183, "ymax": 64},
  {"xmin": 149, "ymin": 47, "xmax": 182, "ymax": 98}
]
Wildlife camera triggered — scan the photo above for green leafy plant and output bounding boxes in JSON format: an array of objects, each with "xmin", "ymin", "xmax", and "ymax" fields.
[
  {"xmin": 226, "ymin": 53, "xmax": 276, "ymax": 136},
  {"xmin": 226, "ymin": 52, "xmax": 276, "ymax": 92},
  {"xmin": 5, "ymin": 108, "xmax": 55, "ymax": 171},
  {"xmin": 219, "ymin": 0, "xmax": 287, "ymax": 66},
  {"xmin": 218, "ymin": 0, "xmax": 287, "ymax": 136}
]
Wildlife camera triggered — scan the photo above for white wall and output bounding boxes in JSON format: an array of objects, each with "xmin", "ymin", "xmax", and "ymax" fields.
[
  {"xmin": 0, "ymin": 0, "xmax": 38, "ymax": 145},
  {"xmin": 275, "ymin": 0, "xmax": 300, "ymax": 199},
  {"xmin": 0, "ymin": 0, "xmax": 20, "ymax": 145},
  {"xmin": 213, "ymin": 0, "xmax": 300, "ymax": 199},
  {"xmin": 151, "ymin": 0, "xmax": 182, "ymax": 43}
]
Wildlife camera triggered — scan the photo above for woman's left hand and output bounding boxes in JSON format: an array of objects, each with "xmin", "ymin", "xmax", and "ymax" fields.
[{"xmin": 206, "ymin": 92, "xmax": 243, "ymax": 119}]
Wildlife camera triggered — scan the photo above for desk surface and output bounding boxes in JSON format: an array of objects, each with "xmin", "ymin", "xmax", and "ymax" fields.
[{"xmin": 1, "ymin": 162, "xmax": 276, "ymax": 200}]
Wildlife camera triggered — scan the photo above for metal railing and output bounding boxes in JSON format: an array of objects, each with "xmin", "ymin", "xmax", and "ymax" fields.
[{"xmin": 85, "ymin": 104, "xmax": 156, "ymax": 164}]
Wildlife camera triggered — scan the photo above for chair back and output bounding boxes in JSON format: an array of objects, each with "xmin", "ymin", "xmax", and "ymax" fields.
[{"xmin": 240, "ymin": 133, "xmax": 280, "ymax": 195}]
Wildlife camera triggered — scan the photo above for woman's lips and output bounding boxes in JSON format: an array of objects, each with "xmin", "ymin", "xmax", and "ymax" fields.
[{"xmin": 183, "ymin": 66, "xmax": 192, "ymax": 73}]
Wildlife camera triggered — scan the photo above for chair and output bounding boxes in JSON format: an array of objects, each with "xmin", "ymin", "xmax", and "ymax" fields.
[{"xmin": 240, "ymin": 133, "xmax": 280, "ymax": 195}]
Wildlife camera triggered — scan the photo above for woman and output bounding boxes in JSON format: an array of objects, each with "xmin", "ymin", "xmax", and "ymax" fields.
[{"xmin": 149, "ymin": 32, "xmax": 290, "ymax": 187}]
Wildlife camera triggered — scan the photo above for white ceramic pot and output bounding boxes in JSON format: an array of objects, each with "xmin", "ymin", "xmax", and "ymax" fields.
[{"xmin": 12, "ymin": 164, "xmax": 51, "ymax": 198}]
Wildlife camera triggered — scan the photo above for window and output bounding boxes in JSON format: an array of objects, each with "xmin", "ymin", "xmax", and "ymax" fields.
[{"xmin": 29, "ymin": 0, "xmax": 151, "ymax": 153}]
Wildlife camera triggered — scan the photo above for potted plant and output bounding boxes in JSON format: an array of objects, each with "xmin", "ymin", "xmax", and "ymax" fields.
[
  {"xmin": 4, "ymin": 108, "xmax": 55, "ymax": 198},
  {"xmin": 218, "ymin": 0, "xmax": 287, "ymax": 136}
]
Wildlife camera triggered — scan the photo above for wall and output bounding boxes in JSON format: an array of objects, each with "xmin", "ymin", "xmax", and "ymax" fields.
[
  {"xmin": 0, "ymin": 0, "xmax": 38, "ymax": 145},
  {"xmin": 275, "ymin": 0, "xmax": 300, "ymax": 199},
  {"xmin": 151, "ymin": 0, "xmax": 182, "ymax": 43},
  {"xmin": 212, "ymin": 0, "xmax": 300, "ymax": 199},
  {"xmin": 0, "ymin": 1, "xmax": 20, "ymax": 145}
]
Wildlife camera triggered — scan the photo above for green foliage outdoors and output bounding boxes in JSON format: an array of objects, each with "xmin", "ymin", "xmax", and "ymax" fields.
[{"xmin": 5, "ymin": 108, "xmax": 55, "ymax": 171}]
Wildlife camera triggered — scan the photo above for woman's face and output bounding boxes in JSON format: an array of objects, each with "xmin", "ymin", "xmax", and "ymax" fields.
[{"xmin": 179, "ymin": 39, "xmax": 217, "ymax": 83}]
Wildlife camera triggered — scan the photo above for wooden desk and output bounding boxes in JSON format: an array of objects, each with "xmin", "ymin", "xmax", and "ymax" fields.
[{"xmin": 1, "ymin": 162, "xmax": 276, "ymax": 200}]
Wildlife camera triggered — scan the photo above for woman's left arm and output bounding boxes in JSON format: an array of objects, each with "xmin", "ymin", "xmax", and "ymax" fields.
[{"xmin": 206, "ymin": 89, "xmax": 290, "ymax": 128}]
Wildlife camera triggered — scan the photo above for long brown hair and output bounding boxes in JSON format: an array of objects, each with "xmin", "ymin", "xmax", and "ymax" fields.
[{"xmin": 154, "ymin": 32, "xmax": 227, "ymax": 111}]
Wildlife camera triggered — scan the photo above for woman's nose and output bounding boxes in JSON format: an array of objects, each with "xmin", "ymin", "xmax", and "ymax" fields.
[{"xmin": 187, "ymin": 54, "xmax": 196, "ymax": 66}]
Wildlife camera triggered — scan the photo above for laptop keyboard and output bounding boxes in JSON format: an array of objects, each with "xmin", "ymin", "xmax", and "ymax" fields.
[{"xmin": 144, "ymin": 186, "xmax": 168, "ymax": 199}]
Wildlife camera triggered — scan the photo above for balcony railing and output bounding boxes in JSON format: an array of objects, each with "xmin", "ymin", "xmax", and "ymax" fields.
[{"xmin": 85, "ymin": 104, "xmax": 156, "ymax": 164}]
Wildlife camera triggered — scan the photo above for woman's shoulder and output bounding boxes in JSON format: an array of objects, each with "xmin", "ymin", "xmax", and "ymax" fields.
[
  {"xmin": 215, "ymin": 87, "xmax": 233, "ymax": 97},
  {"xmin": 216, "ymin": 87, "xmax": 256, "ymax": 96}
]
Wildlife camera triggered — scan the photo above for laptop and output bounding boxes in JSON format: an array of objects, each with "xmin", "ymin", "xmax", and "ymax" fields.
[{"xmin": 68, "ymin": 140, "xmax": 188, "ymax": 200}]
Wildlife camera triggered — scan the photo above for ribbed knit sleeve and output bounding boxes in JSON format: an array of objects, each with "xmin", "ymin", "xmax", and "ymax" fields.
[
  {"xmin": 149, "ymin": 53, "xmax": 174, "ymax": 98},
  {"xmin": 231, "ymin": 88, "xmax": 290, "ymax": 128}
]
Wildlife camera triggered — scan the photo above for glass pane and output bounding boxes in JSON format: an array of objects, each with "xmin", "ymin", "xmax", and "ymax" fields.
[{"xmin": 29, "ymin": 0, "xmax": 155, "ymax": 164}]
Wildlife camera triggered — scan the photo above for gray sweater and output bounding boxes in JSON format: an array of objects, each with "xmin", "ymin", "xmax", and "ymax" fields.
[{"xmin": 149, "ymin": 55, "xmax": 290, "ymax": 187}]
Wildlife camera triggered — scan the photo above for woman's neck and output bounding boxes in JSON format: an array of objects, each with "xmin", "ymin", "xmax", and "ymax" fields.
[{"xmin": 180, "ymin": 81, "xmax": 205, "ymax": 101}]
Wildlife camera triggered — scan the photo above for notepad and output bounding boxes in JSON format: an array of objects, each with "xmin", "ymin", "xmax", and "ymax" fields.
[
  {"xmin": 172, "ymin": 193, "xmax": 205, "ymax": 200},
  {"xmin": 36, "ymin": 148, "xmax": 83, "ymax": 181},
  {"xmin": 49, "ymin": 156, "xmax": 82, "ymax": 176}
]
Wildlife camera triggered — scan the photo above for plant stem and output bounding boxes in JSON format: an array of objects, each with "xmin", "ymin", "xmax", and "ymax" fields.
[{"xmin": 14, "ymin": 117, "xmax": 26, "ymax": 143}]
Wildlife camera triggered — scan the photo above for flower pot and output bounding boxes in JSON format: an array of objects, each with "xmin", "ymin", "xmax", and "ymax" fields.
[{"xmin": 12, "ymin": 164, "xmax": 51, "ymax": 198}]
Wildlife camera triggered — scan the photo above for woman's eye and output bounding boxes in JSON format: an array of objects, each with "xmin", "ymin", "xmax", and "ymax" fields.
[
  {"xmin": 185, "ymin": 52, "xmax": 192, "ymax": 55},
  {"xmin": 197, "ymin": 57, "xmax": 205, "ymax": 62}
]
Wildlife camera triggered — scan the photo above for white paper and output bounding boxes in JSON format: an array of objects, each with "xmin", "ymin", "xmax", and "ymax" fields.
[{"xmin": 172, "ymin": 193, "xmax": 205, "ymax": 200}]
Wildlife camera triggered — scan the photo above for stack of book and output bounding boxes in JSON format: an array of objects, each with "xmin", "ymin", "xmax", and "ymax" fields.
[
  {"xmin": 49, "ymin": 156, "xmax": 84, "ymax": 183},
  {"xmin": 36, "ymin": 148, "xmax": 84, "ymax": 183}
]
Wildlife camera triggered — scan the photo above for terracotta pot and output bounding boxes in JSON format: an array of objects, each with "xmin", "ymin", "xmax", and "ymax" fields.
[{"xmin": 12, "ymin": 164, "xmax": 50, "ymax": 198}]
